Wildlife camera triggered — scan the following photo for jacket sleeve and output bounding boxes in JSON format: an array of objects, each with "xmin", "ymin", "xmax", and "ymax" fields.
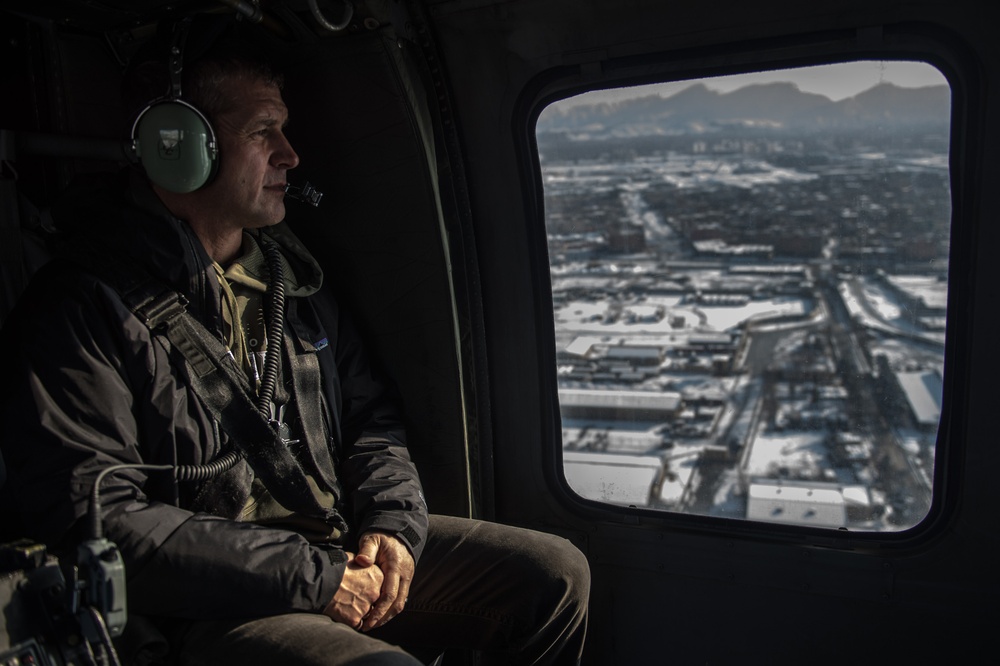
[
  {"xmin": 0, "ymin": 267, "xmax": 346, "ymax": 619},
  {"xmin": 331, "ymin": 303, "xmax": 430, "ymax": 562}
]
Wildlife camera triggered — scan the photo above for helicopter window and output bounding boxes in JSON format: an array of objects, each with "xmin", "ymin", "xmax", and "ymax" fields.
[{"xmin": 537, "ymin": 61, "xmax": 950, "ymax": 532}]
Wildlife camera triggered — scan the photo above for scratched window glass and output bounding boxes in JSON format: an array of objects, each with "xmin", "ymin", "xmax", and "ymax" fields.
[{"xmin": 537, "ymin": 62, "xmax": 950, "ymax": 531}]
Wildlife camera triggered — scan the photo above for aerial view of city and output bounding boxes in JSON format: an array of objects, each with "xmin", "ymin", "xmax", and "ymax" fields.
[{"xmin": 538, "ymin": 63, "xmax": 950, "ymax": 531}]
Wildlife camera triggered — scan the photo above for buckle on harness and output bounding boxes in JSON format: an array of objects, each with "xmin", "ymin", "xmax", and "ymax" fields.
[{"xmin": 138, "ymin": 291, "xmax": 189, "ymax": 330}]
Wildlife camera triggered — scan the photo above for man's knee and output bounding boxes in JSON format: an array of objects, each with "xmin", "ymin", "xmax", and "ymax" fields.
[
  {"xmin": 460, "ymin": 519, "xmax": 590, "ymax": 625},
  {"xmin": 493, "ymin": 526, "xmax": 590, "ymax": 663},
  {"xmin": 522, "ymin": 530, "xmax": 591, "ymax": 615},
  {"xmin": 404, "ymin": 517, "xmax": 590, "ymax": 662},
  {"xmin": 427, "ymin": 515, "xmax": 590, "ymax": 608}
]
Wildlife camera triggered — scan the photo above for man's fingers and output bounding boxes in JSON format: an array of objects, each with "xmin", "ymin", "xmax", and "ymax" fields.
[
  {"xmin": 351, "ymin": 532, "xmax": 416, "ymax": 631},
  {"xmin": 373, "ymin": 576, "xmax": 411, "ymax": 629},
  {"xmin": 362, "ymin": 571, "xmax": 400, "ymax": 631},
  {"xmin": 355, "ymin": 535, "xmax": 379, "ymax": 567},
  {"xmin": 366, "ymin": 571, "xmax": 414, "ymax": 631},
  {"xmin": 395, "ymin": 575, "xmax": 413, "ymax": 615}
]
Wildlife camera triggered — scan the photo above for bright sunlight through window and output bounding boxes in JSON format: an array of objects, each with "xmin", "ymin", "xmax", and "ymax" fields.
[{"xmin": 538, "ymin": 61, "xmax": 950, "ymax": 531}]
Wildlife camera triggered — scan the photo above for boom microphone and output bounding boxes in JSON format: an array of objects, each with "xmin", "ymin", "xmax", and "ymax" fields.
[{"xmin": 284, "ymin": 181, "xmax": 323, "ymax": 207}]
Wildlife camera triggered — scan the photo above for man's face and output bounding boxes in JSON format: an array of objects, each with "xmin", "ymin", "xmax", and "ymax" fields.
[{"xmin": 205, "ymin": 77, "xmax": 299, "ymax": 230}]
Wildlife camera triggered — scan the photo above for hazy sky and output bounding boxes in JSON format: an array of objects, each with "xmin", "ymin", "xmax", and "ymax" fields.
[{"xmin": 555, "ymin": 60, "xmax": 948, "ymax": 108}]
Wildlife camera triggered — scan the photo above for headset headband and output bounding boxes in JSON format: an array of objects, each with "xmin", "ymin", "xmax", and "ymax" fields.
[
  {"xmin": 129, "ymin": 16, "xmax": 219, "ymax": 194},
  {"xmin": 167, "ymin": 17, "xmax": 191, "ymax": 99}
]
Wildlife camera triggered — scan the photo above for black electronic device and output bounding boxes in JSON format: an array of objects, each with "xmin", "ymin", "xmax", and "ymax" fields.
[
  {"xmin": 0, "ymin": 540, "xmax": 125, "ymax": 666},
  {"xmin": 0, "ymin": 457, "xmax": 176, "ymax": 666},
  {"xmin": 285, "ymin": 181, "xmax": 324, "ymax": 207}
]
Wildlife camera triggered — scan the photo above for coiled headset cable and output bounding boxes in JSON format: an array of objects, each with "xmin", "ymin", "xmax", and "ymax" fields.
[{"xmin": 174, "ymin": 233, "xmax": 286, "ymax": 483}]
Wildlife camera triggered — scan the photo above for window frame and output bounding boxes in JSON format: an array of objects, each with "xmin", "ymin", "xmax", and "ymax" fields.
[{"xmin": 514, "ymin": 22, "xmax": 980, "ymax": 550}]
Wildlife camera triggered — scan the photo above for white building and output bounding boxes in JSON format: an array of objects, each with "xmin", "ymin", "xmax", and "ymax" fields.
[
  {"xmin": 895, "ymin": 370, "xmax": 943, "ymax": 428},
  {"xmin": 559, "ymin": 388, "xmax": 682, "ymax": 421},
  {"xmin": 746, "ymin": 479, "xmax": 847, "ymax": 528},
  {"xmin": 563, "ymin": 450, "xmax": 663, "ymax": 507}
]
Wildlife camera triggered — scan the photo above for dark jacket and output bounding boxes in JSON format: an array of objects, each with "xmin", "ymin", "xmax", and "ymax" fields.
[{"xmin": 0, "ymin": 171, "xmax": 428, "ymax": 619}]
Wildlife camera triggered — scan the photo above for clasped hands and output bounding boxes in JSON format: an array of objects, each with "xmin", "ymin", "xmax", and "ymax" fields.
[{"xmin": 323, "ymin": 531, "xmax": 415, "ymax": 632}]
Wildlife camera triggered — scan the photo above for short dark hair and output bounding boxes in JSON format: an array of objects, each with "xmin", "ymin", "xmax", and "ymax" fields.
[
  {"xmin": 184, "ymin": 51, "xmax": 284, "ymax": 122},
  {"xmin": 122, "ymin": 22, "xmax": 282, "ymax": 129}
]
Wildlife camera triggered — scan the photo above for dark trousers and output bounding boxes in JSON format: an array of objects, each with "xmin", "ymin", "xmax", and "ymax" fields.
[{"xmin": 172, "ymin": 515, "xmax": 590, "ymax": 665}]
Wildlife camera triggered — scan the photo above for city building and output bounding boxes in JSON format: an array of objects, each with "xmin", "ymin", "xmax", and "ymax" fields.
[{"xmin": 558, "ymin": 388, "xmax": 682, "ymax": 421}]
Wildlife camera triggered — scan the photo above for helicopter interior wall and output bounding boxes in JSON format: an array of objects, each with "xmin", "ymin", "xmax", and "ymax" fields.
[
  {"xmin": 0, "ymin": 18, "xmax": 130, "ymax": 323},
  {"xmin": 279, "ymin": 28, "xmax": 474, "ymax": 518}
]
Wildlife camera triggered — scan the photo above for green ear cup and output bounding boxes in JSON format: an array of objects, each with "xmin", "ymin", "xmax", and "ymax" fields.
[{"xmin": 132, "ymin": 100, "xmax": 218, "ymax": 193}]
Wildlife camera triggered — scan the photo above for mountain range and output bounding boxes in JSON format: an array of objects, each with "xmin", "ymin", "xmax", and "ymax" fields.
[{"xmin": 536, "ymin": 82, "xmax": 950, "ymax": 138}]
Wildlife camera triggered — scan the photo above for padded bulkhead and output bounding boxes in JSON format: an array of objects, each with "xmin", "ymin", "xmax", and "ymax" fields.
[{"xmin": 281, "ymin": 28, "xmax": 473, "ymax": 518}]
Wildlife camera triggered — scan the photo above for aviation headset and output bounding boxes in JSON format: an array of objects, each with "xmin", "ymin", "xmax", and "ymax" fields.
[{"xmin": 129, "ymin": 17, "xmax": 219, "ymax": 194}]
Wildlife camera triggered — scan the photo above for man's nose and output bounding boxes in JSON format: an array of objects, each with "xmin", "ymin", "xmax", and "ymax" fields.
[{"xmin": 273, "ymin": 132, "xmax": 300, "ymax": 170}]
